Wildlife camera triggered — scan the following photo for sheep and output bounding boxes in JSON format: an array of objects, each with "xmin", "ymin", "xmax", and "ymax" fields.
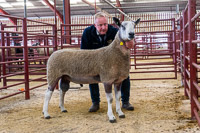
[
  {"xmin": 43, "ymin": 17, "xmax": 140, "ymax": 123},
  {"xmin": 32, "ymin": 43, "xmax": 54, "ymax": 56},
  {"xmin": 31, "ymin": 43, "xmax": 56, "ymax": 65}
]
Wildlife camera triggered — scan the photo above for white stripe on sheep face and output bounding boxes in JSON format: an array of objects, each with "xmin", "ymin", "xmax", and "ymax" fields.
[{"xmin": 43, "ymin": 17, "xmax": 140, "ymax": 123}]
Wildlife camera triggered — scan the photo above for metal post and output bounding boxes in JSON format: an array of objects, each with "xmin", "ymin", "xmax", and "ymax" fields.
[
  {"xmin": 24, "ymin": 0, "xmax": 27, "ymax": 18},
  {"xmin": 188, "ymin": 0, "xmax": 197, "ymax": 119},
  {"xmin": 134, "ymin": 44, "xmax": 136, "ymax": 69},
  {"xmin": 22, "ymin": 18, "xmax": 30, "ymax": 99},
  {"xmin": 0, "ymin": 24, "xmax": 6, "ymax": 88},
  {"xmin": 64, "ymin": 0, "xmax": 71, "ymax": 44},
  {"xmin": 54, "ymin": 0, "xmax": 57, "ymax": 51},
  {"xmin": 95, "ymin": 0, "xmax": 96, "ymax": 14},
  {"xmin": 63, "ymin": 0, "xmax": 66, "ymax": 44},
  {"xmin": 179, "ymin": 17, "xmax": 184, "ymax": 86},
  {"xmin": 182, "ymin": 10, "xmax": 189, "ymax": 98},
  {"xmin": 172, "ymin": 18, "xmax": 177, "ymax": 79}
]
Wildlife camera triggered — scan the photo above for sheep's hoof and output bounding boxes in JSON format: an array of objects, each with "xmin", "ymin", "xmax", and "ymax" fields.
[
  {"xmin": 109, "ymin": 119, "xmax": 117, "ymax": 123},
  {"xmin": 45, "ymin": 116, "xmax": 51, "ymax": 119},
  {"xmin": 62, "ymin": 110, "xmax": 67, "ymax": 113},
  {"xmin": 119, "ymin": 114, "xmax": 125, "ymax": 118}
]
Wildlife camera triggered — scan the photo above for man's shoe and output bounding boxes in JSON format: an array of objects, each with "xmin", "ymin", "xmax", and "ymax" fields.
[
  {"xmin": 122, "ymin": 102, "xmax": 134, "ymax": 111},
  {"xmin": 89, "ymin": 103, "xmax": 99, "ymax": 112}
]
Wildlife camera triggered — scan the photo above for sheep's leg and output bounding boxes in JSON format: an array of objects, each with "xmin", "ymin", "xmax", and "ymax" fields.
[
  {"xmin": 43, "ymin": 88, "xmax": 53, "ymax": 119},
  {"xmin": 114, "ymin": 83, "xmax": 125, "ymax": 118},
  {"xmin": 43, "ymin": 78, "xmax": 59, "ymax": 119},
  {"xmin": 104, "ymin": 83, "xmax": 116, "ymax": 123},
  {"xmin": 59, "ymin": 89, "xmax": 67, "ymax": 112},
  {"xmin": 59, "ymin": 76, "xmax": 70, "ymax": 112}
]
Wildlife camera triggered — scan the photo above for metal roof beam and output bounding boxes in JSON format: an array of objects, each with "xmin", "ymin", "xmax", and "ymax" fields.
[
  {"xmin": 82, "ymin": 0, "xmax": 113, "ymax": 17},
  {"xmin": 0, "ymin": 8, "xmax": 17, "ymax": 25},
  {"xmin": 116, "ymin": 0, "xmax": 124, "ymax": 21},
  {"xmin": 43, "ymin": 0, "xmax": 63, "ymax": 23},
  {"xmin": 103, "ymin": 0, "xmax": 132, "ymax": 20}
]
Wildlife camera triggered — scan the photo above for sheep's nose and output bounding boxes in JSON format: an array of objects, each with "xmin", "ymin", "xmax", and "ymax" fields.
[{"xmin": 129, "ymin": 32, "xmax": 135, "ymax": 38}]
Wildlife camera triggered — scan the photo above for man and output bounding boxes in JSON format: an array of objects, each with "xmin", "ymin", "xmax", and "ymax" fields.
[{"xmin": 81, "ymin": 12, "xmax": 134, "ymax": 112}]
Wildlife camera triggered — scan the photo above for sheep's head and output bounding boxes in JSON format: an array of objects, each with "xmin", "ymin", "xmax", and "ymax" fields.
[
  {"xmin": 32, "ymin": 42, "xmax": 40, "ymax": 46},
  {"xmin": 113, "ymin": 17, "xmax": 140, "ymax": 41}
]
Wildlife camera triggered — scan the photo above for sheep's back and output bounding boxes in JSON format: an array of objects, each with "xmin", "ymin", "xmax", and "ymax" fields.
[{"xmin": 47, "ymin": 49, "xmax": 101, "ymax": 77}]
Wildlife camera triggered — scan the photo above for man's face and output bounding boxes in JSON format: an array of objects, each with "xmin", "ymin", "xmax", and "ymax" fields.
[{"xmin": 94, "ymin": 17, "xmax": 108, "ymax": 35}]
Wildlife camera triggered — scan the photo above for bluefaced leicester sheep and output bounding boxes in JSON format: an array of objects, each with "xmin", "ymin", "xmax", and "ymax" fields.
[
  {"xmin": 43, "ymin": 17, "xmax": 140, "ymax": 123},
  {"xmin": 32, "ymin": 43, "xmax": 54, "ymax": 56}
]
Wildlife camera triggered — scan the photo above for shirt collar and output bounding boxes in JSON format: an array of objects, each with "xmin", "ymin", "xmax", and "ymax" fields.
[{"xmin": 96, "ymin": 29, "xmax": 100, "ymax": 36}]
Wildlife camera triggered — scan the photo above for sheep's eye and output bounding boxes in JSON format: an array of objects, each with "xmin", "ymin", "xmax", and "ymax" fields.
[{"xmin": 121, "ymin": 25, "xmax": 126, "ymax": 30}]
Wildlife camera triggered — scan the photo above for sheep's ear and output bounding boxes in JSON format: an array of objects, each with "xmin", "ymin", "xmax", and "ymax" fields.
[
  {"xmin": 113, "ymin": 17, "xmax": 121, "ymax": 27},
  {"xmin": 36, "ymin": 42, "xmax": 40, "ymax": 46},
  {"xmin": 135, "ymin": 18, "xmax": 140, "ymax": 26}
]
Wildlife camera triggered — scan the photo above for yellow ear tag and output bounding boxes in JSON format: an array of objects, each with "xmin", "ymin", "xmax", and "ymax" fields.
[{"xmin": 120, "ymin": 42, "xmax": 123, "ymax": 45}]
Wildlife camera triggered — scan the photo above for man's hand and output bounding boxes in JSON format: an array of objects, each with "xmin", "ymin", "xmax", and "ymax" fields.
[{"xmin": 125, "ymin": 40, "xmax": 135, "ymax": 49}]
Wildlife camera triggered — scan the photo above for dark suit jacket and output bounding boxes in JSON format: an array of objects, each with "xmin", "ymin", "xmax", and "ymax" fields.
[{"xmin": 81, "ymin": 24, "xmax": 118, "ymax": 49}]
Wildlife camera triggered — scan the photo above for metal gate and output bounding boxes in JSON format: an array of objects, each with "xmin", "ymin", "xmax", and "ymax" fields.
[{"xmin": 130, "ymin": 18, "xmax": 177, "ymax": 80}]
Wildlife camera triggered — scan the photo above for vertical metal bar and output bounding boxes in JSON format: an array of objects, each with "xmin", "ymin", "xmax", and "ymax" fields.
[
  {"xmin": 24, "ymin": 0, "xmax": 27, "ymax": 18},
  {"xmin": 6, "ymin": 32, "xmax": 11, "ymax": 73},
  {"xmin": 53, "ymin": 25, "xmax": 57, "ymax": 51},
  {"xmin": 172, "ymin": 18, "xmax": 177, "ymax": 79},
  {"xmin": 54, "ymin": 0, "xmax": 57, "ymax": 29},
  {"xmin": 0, "ymin": 24, "xmax": 6, "ymax": 88},
  {"xmin": 63, "ymin": 0, "xmax": 66, "ymax": 25},
  {"xmin": 95, "ymin": 0, "xmax": 96, "ymax": 14},
  {"xmin": 46, "ymin": 30, "xmax": 50, "ymax": 56},
  {"xmin": 188, "ymin": 0, "xmax": 197, "ymax": 119},
  {"xmin": 150, "ymin": 35, "xmax": 152, "ymax": 54},
  {"xmin": 54, "ymin": 0, "xmax": 57, "ymax": 51},
  {"xmin": 22, "ymin": 18, "xmax": 30, "ymax": 100},
  {"xmin": 180, "ymin": 17, "xmax": 184, "ymax": 86},
  {"xmin": 183, "ymin": 10, "xmax": 189, "ymax": 98},
  {"xmin": 53, "ymin": 2, "xmax": 58, "ymax": 89},
  {"xmin": 63, "ymin": 0, "xmax": 66, "ymax": 44},
  {"xmin": 61, "ymin": 24, "xmax": 63, "ymax": 49},
  {"xmin": 176, "ymin": 20, "xmax": 180, "ymax": 72},
  {"xmin": 134, "ymin": 44, "xmax": 136, "ymax": 69},
  {"xmin": 64, "ymin": 0, "xmax": 71, "ymax": 44}
]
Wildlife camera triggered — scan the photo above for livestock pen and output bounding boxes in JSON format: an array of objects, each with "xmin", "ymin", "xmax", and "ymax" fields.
[
  {"xmin": 0, "ymin": 14, "xmax": 57, "ymax": 100},
  {"xmin": 176, "ymin": 0, "xmax": 200, "ymax": 126},
  {"xmin": 131, "ymin": 18, "xmax": 177, "ymax": 80}
]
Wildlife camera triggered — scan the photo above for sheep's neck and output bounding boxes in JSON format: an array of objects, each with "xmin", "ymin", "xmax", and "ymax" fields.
[
  {"xmin": 113, "ymin": 32, "xmax": 130, "ymax": 51},
  {"xmin": 110, "ymin": 32, "xmax": 130, "ymax": 56},
  {"xmin": 118, "ymin": 31, "xmax": 125, "ymax": 45}
]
